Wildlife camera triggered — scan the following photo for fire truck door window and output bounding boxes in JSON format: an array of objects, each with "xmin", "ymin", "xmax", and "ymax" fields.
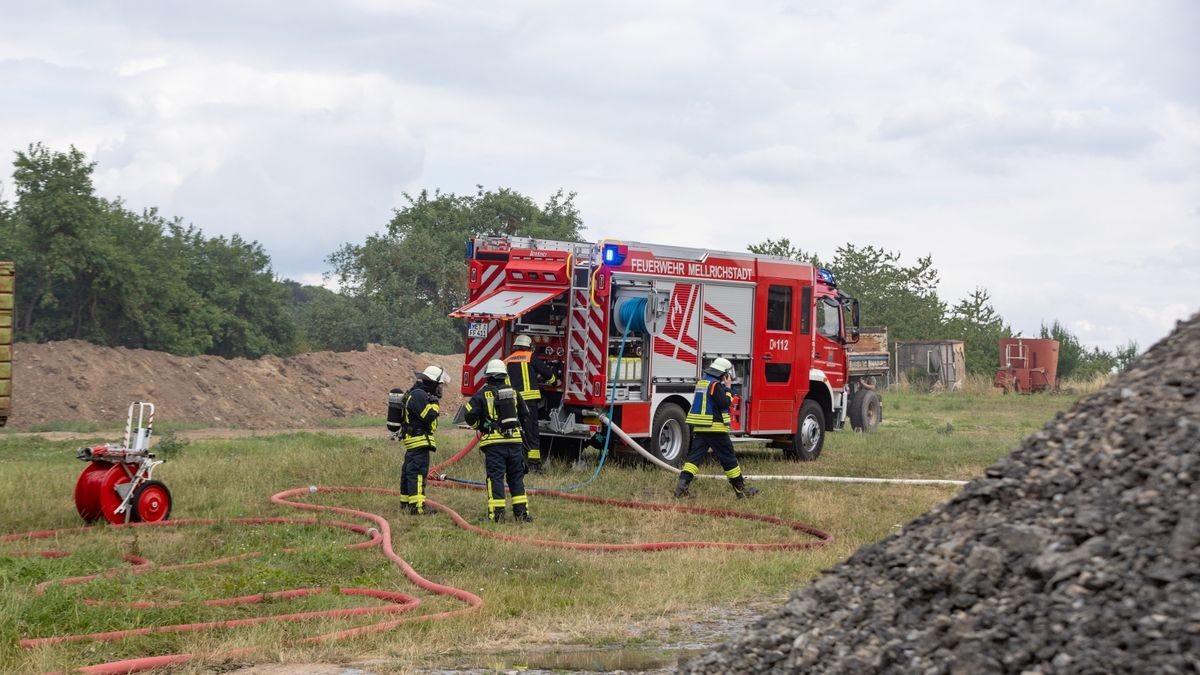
[
  {"xmin": 818, "ymin": 298, "xmax": 840, "ymax": 338},
  {"xmin": 800, "ymin": 287, "xmax": 812, "ymax": 335},
  {"xmin": 766, "ymin": 285, "xmax": 792, "ymax": 331}
]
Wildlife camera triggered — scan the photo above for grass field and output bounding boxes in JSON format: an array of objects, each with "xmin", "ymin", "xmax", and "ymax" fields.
[{"xmin": 0, "ymin": 385, "xmax": 1091, "ymax": 673}]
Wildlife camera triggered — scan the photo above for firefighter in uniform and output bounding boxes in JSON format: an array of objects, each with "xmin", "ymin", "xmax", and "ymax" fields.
[
  {"xmin": 674, "ymin": 357, "xmax": 760, "ymax": 499},
  {"xmin": 464, "ymin": 359, "xmax": 533, "ymax": 523},
  {"xmin": 391, "ymin": 365, "xmax": 451, "ymax": 515},
  {"xmin": 504, "ymin": 334, "xmax": 558, "ymax": 474}
]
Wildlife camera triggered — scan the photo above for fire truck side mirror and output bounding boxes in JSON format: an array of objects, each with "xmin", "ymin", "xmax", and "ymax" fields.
[{"xmin": 847, "ymin": 297, "xmax": 861, "ymax": 343}]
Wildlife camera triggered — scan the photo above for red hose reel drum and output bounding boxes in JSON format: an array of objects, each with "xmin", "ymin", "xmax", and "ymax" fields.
[
  {"xmin": 72, "ymin": 401, "xmax": 172, "ymax": 524},
  {"xmin": 74, "ymin": 459, "xmax": 173, "ymax": 524}
]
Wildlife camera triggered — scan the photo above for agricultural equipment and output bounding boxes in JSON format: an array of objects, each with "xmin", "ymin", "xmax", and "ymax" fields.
[
  {"xmin": 845, "ymin": 325, "xmax": 887, "ymax": 431},
  {"xmin": 73, "ymin": 401, "xmax": 172, "ymax": 524},
  {"xmin": 994, "ymin": 338, "xmax": 1059, "ymax": 394}
]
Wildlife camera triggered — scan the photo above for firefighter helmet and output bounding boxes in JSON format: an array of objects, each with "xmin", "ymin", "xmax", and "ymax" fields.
[
  {"xmin": 705, "ymin": 357, "xmax": 734, "ymax": 378},
  {"xmin": 513, "ymin": 334, "xmax": 533, "ymax": 348},
  {"xmin": 419, "ymin": 365, "xmax": 451, "ymax": 384},
  {"xmin": 484, "ymin": 359, "xmax": 508, "ymax": 378}
]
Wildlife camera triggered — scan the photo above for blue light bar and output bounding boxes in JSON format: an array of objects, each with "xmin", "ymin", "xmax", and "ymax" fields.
[
  {"xmin": 466, "ymin": 238, "xmax": 475, "ymax": 260},
  {"xmin": 817, "ymin": 268, "xmax": 836, "ymax": 286},
  {"xmin": 602, "ymin": 242, "xmax": 628, "ymax": 266}
]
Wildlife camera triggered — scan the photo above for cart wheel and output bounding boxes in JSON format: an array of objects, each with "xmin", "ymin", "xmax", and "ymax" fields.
[
  {"xmin": 97, "ymin": 465, "xmax": 135, "ymax": 525},
  {"xmin": 132, "ymin": 480, "xmax": 172, "ymax": 523},
  {"xmin": 74, "ymin": 462, "xmax": 112, "ymax": 523}
]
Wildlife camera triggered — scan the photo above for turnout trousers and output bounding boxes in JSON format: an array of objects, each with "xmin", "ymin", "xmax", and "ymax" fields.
[
  {"xmin": 400, "ymin": 446, "xmax": 433, "ymax": 513},
  {"xmin": 677, "ymin": 431, "xmax": 749, "ymax": 493},
  {"xmin": 483, "ymin": 442, "xmax": 529, "ymax": 521},
  {"xmin": 522, "ymin": 405, "xmax": 542, "ymax": 463}
]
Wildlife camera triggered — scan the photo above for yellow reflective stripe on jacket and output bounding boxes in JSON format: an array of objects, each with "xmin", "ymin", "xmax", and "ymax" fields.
[
  {"xmin": 504, "ymin": 352, "xmax": 541, "ymax": 401},
  {"xmin": 685, "ymin": 378, "xmax": 729, "ymax": 432},
  {"xmin": 402, "ymin": 401, "xmax": 439, "ymax": 450}
]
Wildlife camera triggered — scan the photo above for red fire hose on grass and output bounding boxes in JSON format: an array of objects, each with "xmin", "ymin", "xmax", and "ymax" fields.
[{"xmin": 6, "ymin": 433, "xmax": 831, "ymax": 674}]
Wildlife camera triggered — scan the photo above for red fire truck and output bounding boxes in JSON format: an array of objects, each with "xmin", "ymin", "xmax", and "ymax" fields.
[{"xmin": 451, "ymin": 236, "xmax": 868, "ymax": 465}]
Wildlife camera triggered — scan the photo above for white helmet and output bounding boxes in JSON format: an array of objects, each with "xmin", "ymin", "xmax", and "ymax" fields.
[
  {"xmin": 513, "ymin": 334, "xmax": 533, "ymax": 348},
  {"xmin": 420, "ymin": 365, "xmax": 451, "ymax": 384},
  {"xmin": 484, "ymin": 359, "xmax": 508, "ymax": 377},
  {"xmin": 706, "ymin": 357, "xmax": 734, "ymax": 377}
]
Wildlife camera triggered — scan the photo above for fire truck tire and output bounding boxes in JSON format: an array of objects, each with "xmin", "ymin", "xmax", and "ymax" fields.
[
  {"xmin": 848, "ymin": 390, "xmax": 882, "ymax": 433},
  {"xmin": 97, "ymin": 464, "xmax": 135, "ymax": 525},
  {"xmin": 132, "ymin": 480, "xmax": 172, "ymax": 522},
  {"xmin": 787, "ymin": 400, "xmax": 825, "ymax": 461},
  {"xmin": 650, "ymin": 403, "xmax": 690, "ymax": 468}
]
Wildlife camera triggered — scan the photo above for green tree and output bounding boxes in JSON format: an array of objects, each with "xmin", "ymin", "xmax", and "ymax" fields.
[
  {"xmin": 828, "ymin": 244, "xmax": 947, "ymax": 343},
  {"xmin": 1113, "ymin": 340, "xmax": 1140, "ymax": 372},
  {"xmin": 6, "ymin": 143, "xmax": 104, "ymax": 339},
  {"xmin": 329, "ymin": 187, "xmax": 584, "ymax": 354},
  {"xmin": 3, "ymin": 143, "xmax": 298, "ymax": 358},
  {"xmin": 1038, "ymin": 320, "xmax": 1118, "ymax": 379},
  {"xmin": 945, "ymin": 288, "xmax": 1013, "ymax": 375},
  {"xmin": 746, "ymin": 237, "xmax": 822, "ymax": 265},
  {"xmin": 287, "ymin": 281, "xmax": 370, "ymax": 353}
]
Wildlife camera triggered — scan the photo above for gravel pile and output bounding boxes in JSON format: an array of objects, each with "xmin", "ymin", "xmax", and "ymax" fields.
[{"xmin": 681, "ymin": 312, "xmax": 1200, "ymax": 674}]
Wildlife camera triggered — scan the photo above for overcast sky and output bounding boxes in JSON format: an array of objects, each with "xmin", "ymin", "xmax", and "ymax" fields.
[{"xmin": 1, "ymin": 1, "xmax": 1196, "ymax": 353}]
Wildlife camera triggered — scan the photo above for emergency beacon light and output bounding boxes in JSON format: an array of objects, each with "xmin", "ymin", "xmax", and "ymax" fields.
[{"xmin": 602, "ymin": 242, "xmax": 628, "ymax": 266}]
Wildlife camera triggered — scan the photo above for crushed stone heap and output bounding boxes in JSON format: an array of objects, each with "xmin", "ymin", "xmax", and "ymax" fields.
[{"xmin": 681, "ymin": 312, "xmax": 1200, "ymax": 674}]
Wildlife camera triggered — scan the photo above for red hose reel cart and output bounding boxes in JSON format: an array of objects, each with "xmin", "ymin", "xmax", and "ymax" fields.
[{"xmin": 74, "ymin": 401, "xmax": 172, "ymax": 524}]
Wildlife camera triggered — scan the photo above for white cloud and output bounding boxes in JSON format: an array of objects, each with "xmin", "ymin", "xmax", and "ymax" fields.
[{"xmin": 0, "ymin": 0, "xmax": 1196, "ymax": 354}]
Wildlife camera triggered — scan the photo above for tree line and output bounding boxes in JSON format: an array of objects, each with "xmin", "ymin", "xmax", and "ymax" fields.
[
  {"xmin": 747, "ymin": 238, "xmax": 1139, "ymax": 378},
  {"xmin": 1, "ymin": 143, "xmax": 1136, "ymax": 377}
]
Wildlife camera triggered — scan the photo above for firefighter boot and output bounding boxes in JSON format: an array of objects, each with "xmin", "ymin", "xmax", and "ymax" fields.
[
  {"xmin": 732, "ymin": 477, "xmax": 760, "ymax": 499},
  {"xmin": 489, "ymin": 508, "xmax": 507, "ymax": 524},
  {"xmin": 514, "ymin": 506, "xmax": 534, "ymax": 524},
  {"xmin": 673, "ymin": 474, "xmax": 693, "ymax": 498}
]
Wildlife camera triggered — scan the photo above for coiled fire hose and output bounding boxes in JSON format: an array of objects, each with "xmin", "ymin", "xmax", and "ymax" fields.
[{"xmin": 7, "ymin": 432, "xmax": 832, "ymax": 674}]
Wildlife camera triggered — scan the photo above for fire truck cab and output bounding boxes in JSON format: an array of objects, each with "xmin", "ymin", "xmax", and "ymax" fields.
[{"xmin": 452, "ymin": 236, "xmax": 863, "ymax": 465}]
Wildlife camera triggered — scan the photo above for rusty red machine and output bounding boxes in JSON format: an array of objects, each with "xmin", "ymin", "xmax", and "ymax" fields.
[
  {"xmin": 74, "ymin": 401, "xmax": 172, "ymax": 524},
  {"xmin": 451, "ymin": 236, "xmax": 873, "ymax": 464},
  {"xmin": 993, "ymin": 338, "xmax": 1060, "ymax": 394}
]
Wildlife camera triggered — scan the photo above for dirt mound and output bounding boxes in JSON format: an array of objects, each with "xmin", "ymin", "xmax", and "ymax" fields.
[
  {"xmin": 6, "ymin": 341, "xmax": 465, "ymax": 430},
  {"xmin": 682, "ymin": 312, "xmax": 1200, "ymax": 674}
]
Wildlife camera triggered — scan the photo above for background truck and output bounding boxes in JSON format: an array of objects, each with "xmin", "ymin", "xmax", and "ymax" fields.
[
  {"xmin": 451, "ymin": 236, "xmax": 867, "ymax": 465},
  {"xmin": 1, "ymin": 262, "xmax": 13, "ymax": 427},
  {"xmin": 845, "ymin": 325, "xmax": 886, "ymax": 432}
]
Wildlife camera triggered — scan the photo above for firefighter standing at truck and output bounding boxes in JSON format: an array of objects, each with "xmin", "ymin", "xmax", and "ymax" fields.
[
  {"xmin": 504, "ymin": 334, "xmax": 558, "ymax": 474},
  {"xmin": 389, "ymin": 365, "xmax": 451, "ymax": 515},
  {"xmin": 674, "ymin": 357, "xmax": 760, "ymax": 499},
  {"xmin": 464, "ymin": 359, "xmax": 534, "ymax": 523}
]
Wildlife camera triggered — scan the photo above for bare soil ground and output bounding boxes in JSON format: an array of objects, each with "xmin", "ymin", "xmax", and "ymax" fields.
[{"xmin": 3, "ymin": 340, "xmax": 465, "ymax": 431}]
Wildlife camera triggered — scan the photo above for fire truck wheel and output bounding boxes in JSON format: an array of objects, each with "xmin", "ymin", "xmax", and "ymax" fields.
[
  {"xmin": 650, "ymin": 403, "xmax": 689, "ymax": 468},
  {"xmin": 787, "ymin": 400, "xmax": 825, "ymax": 461},
  {"xmin": 97, "ymin": 465, "xmax": 135, "ymax": 525},
  {"xmin": 132, "ymin": 480, "xmax": 172, "ymax": 523},
  {"xmin": 849, "ymin": 390, "xmax": 882, "ymax": 433}
]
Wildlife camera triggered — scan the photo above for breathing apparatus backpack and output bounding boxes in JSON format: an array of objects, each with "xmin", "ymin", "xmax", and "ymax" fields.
[
  {"xmin": 386, "ymin": 388, "xmax": 406, "ymax": 437},
  {"xmin": 493, "ymin": 385, "xmax": 520, "ymax": 436}
]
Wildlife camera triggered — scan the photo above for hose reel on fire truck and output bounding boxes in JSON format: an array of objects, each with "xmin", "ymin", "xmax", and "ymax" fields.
[{"xmin": 612, "ymin": 288, "xmax": 667, "ymax": 337}]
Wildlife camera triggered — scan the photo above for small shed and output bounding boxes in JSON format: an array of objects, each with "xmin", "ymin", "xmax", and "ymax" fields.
[{"xmin": 895, "ymin": 340, "xmax": 966, "ymax": 392}]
